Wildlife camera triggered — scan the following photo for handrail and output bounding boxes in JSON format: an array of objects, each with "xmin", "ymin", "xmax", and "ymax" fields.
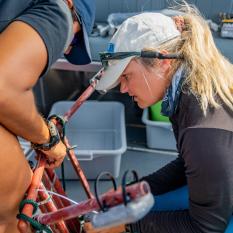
[{"xmin": 52, "ymin": 58, "xmax": 101, "ymax": 72}]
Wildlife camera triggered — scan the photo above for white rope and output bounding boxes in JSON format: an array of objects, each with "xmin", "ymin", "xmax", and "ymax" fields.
[
  {"xmin": 36, "ymin": 189, "xmax": 79, "ymax": 205},
  {"xmin": 37, "ymin": 192, "xmax": 52, "ymax": 206}
]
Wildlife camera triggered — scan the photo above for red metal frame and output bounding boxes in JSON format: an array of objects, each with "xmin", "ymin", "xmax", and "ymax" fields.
[
  {"xmin": 36, "ymin": 181, "xmax": 150, "ymax": 226},
  {"xmin": 17, "ymin": 71, "xmax": 149, "ymax": 233},
  {"xmin": 38, "ymin": 182, "xmax": 70, "ymax": 233},
  {"xmin": 42, "ymin": 169, "xmax": 81, "ymax": 232}
]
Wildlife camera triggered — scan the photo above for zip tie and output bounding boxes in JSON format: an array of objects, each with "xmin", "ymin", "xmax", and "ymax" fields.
[
  {"xmin": 37, "ymin": 195, "xmax": 52, "ymax": 207},
  {"xmin": 66, "ymin": 145, "xmax": 77, "ymax": 153},
  {"xmin": 36, "ymin": 187, "xmax": 52, "ymax": 207}
]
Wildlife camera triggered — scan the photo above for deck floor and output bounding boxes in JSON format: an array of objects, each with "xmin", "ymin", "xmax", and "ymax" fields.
[{"xmin": 64, "ymin": 148, "xmax": 176, "ymax": 203}]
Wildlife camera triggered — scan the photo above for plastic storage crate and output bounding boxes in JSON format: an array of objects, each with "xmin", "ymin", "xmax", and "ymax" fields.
[
  {"xmin": 150, "ymin": 101, "xmax": 170, "ymax": 122},
  {"xmin": 49, "ymin": 101, "xmax": 127, "ymax": 179},
  {"xmin": 142, "ymin": 108, "xmax": 177, "ymax": 151}
]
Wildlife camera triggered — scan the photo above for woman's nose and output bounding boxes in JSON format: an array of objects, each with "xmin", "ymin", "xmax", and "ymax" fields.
[{"xmin": 120, "ymin": 80, "xmax": 129, "ymax": 93}]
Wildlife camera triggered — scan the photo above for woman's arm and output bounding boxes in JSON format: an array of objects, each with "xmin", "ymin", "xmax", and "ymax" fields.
[
  {"xmin": 134, "ymin": 128, "xmax": 233, "ymax": 233},
  {"xmin": 141, "ymin": 156, "xmax": 187, "ymax": 195}
]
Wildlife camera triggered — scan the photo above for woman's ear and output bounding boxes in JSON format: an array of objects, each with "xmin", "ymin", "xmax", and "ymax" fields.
[
  {"xmin": 157, "ymin": 50, "xmax": 172, "ymax": 74},
  {"xmin": 160, "ymin": 58, "xmax": 172, "ymax": 73},
  {"xmin": 159, "ymin": 50, "xmax": 172, "ymax": 71}
]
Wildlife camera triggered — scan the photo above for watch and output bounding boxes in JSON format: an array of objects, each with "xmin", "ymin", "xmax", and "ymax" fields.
[{"xmin": 31, "ymin": 120, "xmax": 61, "ymax": 151}]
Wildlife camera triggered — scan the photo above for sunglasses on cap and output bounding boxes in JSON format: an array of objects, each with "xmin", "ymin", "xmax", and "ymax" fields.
[{"xmin": 99, "ymin": 50, "xmax": 183, "ymax": 69}]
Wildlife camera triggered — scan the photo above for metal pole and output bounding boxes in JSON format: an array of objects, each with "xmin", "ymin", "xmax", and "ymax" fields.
[
  {"xmin": 38, "ymin": 183, "xmax": 70, "ymax": 233},
  {"xmin": 18, "ymin": 70, "xmax": 102, "ymax": 232},
  {"xmin": 18, "ymin": 152, "xmax": 46, "ymax": 233},
  {"xmin": 44, "ymin": 169, "xmax": 81, "ymax": 232},
  {"xmin": 36, "ymin": 181, "xmax": 150, "ymax": 225}
]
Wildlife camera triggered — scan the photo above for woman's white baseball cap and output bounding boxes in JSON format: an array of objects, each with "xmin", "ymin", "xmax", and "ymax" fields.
[{"xmin": 95, "ymin": 12, "xmax": 181, "ymax": 91}]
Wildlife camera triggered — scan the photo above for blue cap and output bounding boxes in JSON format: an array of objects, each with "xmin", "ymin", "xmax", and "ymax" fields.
[{"xmin": 64, "ymin": 0, "xmax": 95, "ymax": 65}]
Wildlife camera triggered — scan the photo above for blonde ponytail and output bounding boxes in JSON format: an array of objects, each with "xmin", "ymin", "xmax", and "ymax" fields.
[
  {"xmin": 143, "ymin": 2, "xmax": 233, "ymax": 115},
  {"xmin": 181, "ymin": 7, "xmax": 233, "ymax": 114}
]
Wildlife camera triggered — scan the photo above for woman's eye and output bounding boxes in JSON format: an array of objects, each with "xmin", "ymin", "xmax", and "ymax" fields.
[{"xmin": 124, "ymin": 75, "xmax": 129, "ymax": 81}]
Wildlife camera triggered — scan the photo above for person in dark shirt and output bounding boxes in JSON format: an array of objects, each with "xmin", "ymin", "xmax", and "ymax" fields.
[
  {"xmin": 0, "ymin": 0, "xmax": 94, "ymax": 232},
  {"xmin": 95, "ymin": 3, "xmax": 233, "ymax": 233}
]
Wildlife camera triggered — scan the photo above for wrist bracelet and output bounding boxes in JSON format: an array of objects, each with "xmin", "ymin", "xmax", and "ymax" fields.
[{"xmin": 31, "ymin": 120, "xmax": 61, "ymax": 151}]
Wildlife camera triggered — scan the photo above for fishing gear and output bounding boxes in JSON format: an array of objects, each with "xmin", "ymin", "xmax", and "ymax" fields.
[
  {"xmin": 17, "ymin": 68, "xmax": 154, "ymax": 233},
  {"xmin": 91, "ymin": 170, "xmax": 154, "ymax": 230}
]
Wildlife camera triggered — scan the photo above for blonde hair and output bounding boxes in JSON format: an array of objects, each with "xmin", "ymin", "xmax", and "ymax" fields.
[{"xmin": 140, "ymin": 2, "xmax": 233, "ymax": 115}]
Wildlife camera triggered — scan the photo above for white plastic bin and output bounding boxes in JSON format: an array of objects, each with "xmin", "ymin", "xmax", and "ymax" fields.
[
  {"xmin": 18, "ymin": 137, "xmax": 32, "ymax": 156},
  {"xmin": 142, "ymin": 108, "xmax": 177, "ymax": 151},
  {"xmin": 49, "ymin": 101, "xmax": 127, "ymax": 179}
]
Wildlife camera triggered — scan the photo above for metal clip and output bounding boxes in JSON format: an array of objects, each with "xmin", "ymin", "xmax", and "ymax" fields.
[
  {"xmin": 89, "ymin": 68, "xmax": 104, "ymax": 87},
  {"xmin": 66, "ymin": 145, "xmax": 78, "ymax": 153}
]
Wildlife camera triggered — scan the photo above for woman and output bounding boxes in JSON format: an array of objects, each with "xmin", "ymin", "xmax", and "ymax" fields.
[
  {"xmin": 0, "ymin": 0, "xmax": 94, "ymax": 232},
  {"xmin": 96, "ymin": 4, "xmax": 233, "ymax": 233}
]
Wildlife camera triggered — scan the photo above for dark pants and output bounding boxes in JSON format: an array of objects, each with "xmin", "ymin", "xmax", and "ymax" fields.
[
  {"xmin": 130, "ymin": 186, "xmax": 233, "ymax": 232},
  {"xmin": 151, "ymin": 186, "xmax": 233, "ymax": 233}
]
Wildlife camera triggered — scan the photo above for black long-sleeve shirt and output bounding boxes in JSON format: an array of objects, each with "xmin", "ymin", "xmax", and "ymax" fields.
[{"xmin": 136, "ymin": 91, "xmax": 233, "ymax": 233}]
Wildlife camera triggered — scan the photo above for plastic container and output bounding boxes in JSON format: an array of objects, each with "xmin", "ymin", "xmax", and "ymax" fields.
[
  {"xmin": 18, "ymin": 137, "xmax": 33, "ymax": 157},
  {"xmin": 49, "ymin": 101, "xmax": 127, "ymax": 179},
  {"xmin": 149, "ymin": 101, "xmax": 170, "ymax": 122},
  {"xmin": 142, "ymin": 108, "xmax": 177, "ymax": 151}
]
